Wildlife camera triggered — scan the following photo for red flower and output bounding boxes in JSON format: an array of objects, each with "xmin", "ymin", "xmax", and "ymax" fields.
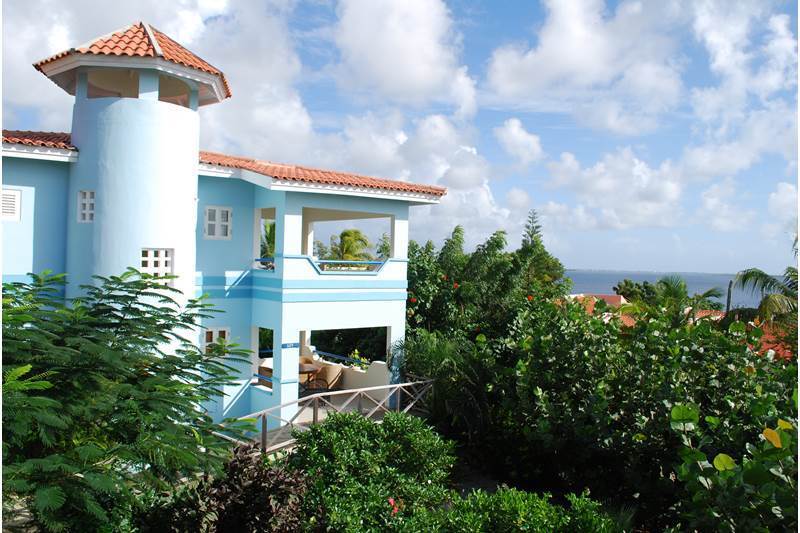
[
  {"xmin": 453, "ymin": 282, "xmax": 459, "ymax": 289},
  {"xmin": 409, "ymin": 297, "xmax": 418, "ymax": 303},
  {"xmin": 527, "ymin": 295, "xmax": 533, "ymax": 301},
  {"xmin": 388, "ymin": 497, "xmax": 395, "ymax": 506},
  {"xmin": 392, "ymin": 506, "xmax": 398, "ymax": 516}
]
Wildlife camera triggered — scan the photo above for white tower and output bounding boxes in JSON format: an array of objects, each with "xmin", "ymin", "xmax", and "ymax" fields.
[{"xmin": 33, "ymin": 22, "xmax": 230, "ymax": 299}]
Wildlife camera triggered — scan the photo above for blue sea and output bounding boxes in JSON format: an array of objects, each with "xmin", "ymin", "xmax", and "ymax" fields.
[{"xmin": 565, "ymin": 270, "xmax": 761, "ymax": 309}]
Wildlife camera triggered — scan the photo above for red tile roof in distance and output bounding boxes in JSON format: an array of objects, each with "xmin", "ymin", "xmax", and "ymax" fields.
[
  {"xmin": 200, "ymin": 151, "xmax": 446, "ymax": 197},
  {"xmin": 1, "ymin": 131, "xmax": 446, "ymax": 198},
  {"xmin": 33, "ymin": 22, "xmax": 231, "ymax": 98},
  {"xmin": 2, "ymin": 131, "xmax": 74, "ymax": 150}
]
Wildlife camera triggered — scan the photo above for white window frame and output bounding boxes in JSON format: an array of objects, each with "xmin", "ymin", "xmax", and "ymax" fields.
[
  {"xmin": 77, "ymin": 190, "xmax": 95, "ymax": 223},
  {"xmin": 204, "ymin": 205, "xmax": 232, "ymax": 240},
  {"xmin": 140, "ymin": 248, "xmax": 174, "ymax": 286},
  {"xmin": 203, "ymin": 327, "xmax": 231, "ymax": 353},
  {"xmin": 1, "ymin": 188, "xmax": 22, "ymax": 222}
]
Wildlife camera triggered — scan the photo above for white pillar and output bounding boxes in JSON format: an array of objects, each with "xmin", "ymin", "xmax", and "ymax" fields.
[
  {"xmin": 390, "ymin": 215, "xmax": 409, "ymax": 259},
  {"xmin": 272, "ymin": 326, "xmax": 299, "ymax": 427},
  {"xmin": 302, "ymin": 218, "xmax": 314, "ymax": 256}
]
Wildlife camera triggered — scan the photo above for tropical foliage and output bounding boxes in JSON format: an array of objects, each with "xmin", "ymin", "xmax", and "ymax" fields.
[
  {"xmin": 134, "ymin": 444, "xmax": 309, "ymax": 532},
  {"xmin": 141, "ymin": 412, "xmax": 618, "ymax": 532},
  {"xmin": 734, "ymin": 238, "xmax": 798, "ymax": 322},
  {"xmin": 260, "ymin": 220, "xmax": 276, "ymax": 258},
  {"xmin": 325, "ymin": 228, "xmax": 374, "ymax": 261},
  {"xmin": 403, "ymin": 226, "xmax": 797, "ymax": 530},
  {"xmin": 2, "ymin": 271, "xmax": 250, "ymax": 532}
]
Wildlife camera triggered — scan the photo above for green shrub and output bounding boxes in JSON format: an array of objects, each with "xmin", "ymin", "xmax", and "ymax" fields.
[
  {"xmin": 405, "ymin": 295, "xmax": 798, "ymax": 528},
  {"xmin": 289, "ymin": 411, "xmax": 454, "ymax": 531},
  {"xmin": 402, "ymin": 489, "xmax": 619, "ymax": 532},
  {"xmin": 135, "ymin": 444, "xmax": 309, "ymax": 532},
  {"xmin": 2, "ymin": 271, "xmax": 251, "ymax": 532},
  {"xmin": 669, "ymin": 403, "xmax": 797, "ymax": 531}
]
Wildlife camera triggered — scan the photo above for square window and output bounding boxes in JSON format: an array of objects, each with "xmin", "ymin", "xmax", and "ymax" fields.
[
  {"xmin": 140, "ymin": 248, "xmax": 174, "ymax": 286},
  {"xmin": 204, "ymin": 206, "xmax": 232, "ymax": 240},
  {"xmin": 204, "ymin": 327, "xmax": 230, "ymax": 353},
  {"xmin": 78, "ymin": 190, "xmax": 95, "ymax": 223}
]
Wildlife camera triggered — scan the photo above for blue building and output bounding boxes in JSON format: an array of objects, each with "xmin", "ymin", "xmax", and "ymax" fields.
[{"xmin": 2, "ymin": 22, "xmax": 445, "ymax": 423}]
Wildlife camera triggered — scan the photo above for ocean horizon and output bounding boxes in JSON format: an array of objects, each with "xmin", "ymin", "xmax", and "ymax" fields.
[{"xmin": 565, "ymin": 269, "xmax": 762, "ymax": 309}]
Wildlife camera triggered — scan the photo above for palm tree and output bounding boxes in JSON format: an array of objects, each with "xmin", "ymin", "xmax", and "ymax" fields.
[
  {"xmin": 734, "ymin": 237, "xmax": 798, "ymax": 322},
  {"xmin": 260, "ymin": 220, "xmax": 276, "ymax": 258},
  {"xmin": 330, "ymin": 229, "xmax": 373, "ymax": 261}
]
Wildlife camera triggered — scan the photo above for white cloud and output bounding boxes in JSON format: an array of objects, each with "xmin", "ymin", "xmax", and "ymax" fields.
[
  {"xmin": 505, "ymin": 187, "xmax": 531, "ymax": 212},
  {"xmin": 539, "ymin": 201, "xmax": 599, "ymax": 231},
  {"xmin": 689, "ymin": 1, "xmax": 796, "ymax": 133},
  {"xmin": 546, "ymin": 147, "xmax": 682, "ymax": 229},
  {"xmin": 486, "ymin": 0, "xmax": 682, "ymax": 134},
  {"xmin": 698, "ymin": 178, "xmax": 755, "ymax": 232},
  {"xmin": 493, "ymin": 118, "xmax": 544, "ymax": 166},
  {"xmin": 762, "ymin": 182, "xmax": 798, "ymax": 240},
  {"xmin": 681, "ymin": 99, "xmax": 797, "ymax": 180},
  {"xmin": 332, "ymin": 0, "xmax": 476, "ymax": 118}
]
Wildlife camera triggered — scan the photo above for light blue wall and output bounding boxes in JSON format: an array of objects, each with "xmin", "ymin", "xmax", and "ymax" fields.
[
  {"xmin": 67, "ymin": 93, "xmax": 200, "ymax": 299},
  {"xmin": 2, "ymin": 158, "xmax": 70, "ymax": 282},
  {"xmin": 196, "ymin": 175, "xmax": 257, "ymax": 273},
  {"xmin": 286, "ymin": 190, "xmax": 410, "ymax": 219}
]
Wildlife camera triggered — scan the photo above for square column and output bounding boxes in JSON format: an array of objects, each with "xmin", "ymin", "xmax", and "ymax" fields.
[
  {"xmin": 390, "ymin": 215, "xmax": 409, "ymax": 258},
  {"xmin": 272, "ymin": 326, "xmax": 300, "ymax": 427}
]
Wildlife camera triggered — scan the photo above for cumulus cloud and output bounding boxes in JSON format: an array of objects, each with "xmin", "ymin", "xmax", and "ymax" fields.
[
  {"xmin": 486, "ymin": 0, "xmax": 682, "ymax": 134},
  {"xmin": 546, "ymin": 147, "xmax": 682, "ymax": 229},
  {"xmin": 681, "ymin": 99, "xmax": 797, "ymax": 180},
  {"xmin": 493, "ymin": 118, "xmax": 544, "ymax": 167},
  {"xmin": 698, "ymin": 178, "xmax": 755, "ymax": 232},
  {"xmin": 332, "ymin": 0, "xmax": 476, "ymax": 118},
  {"xmin": 761, "ymin": 182, "xmax": 798, "ymax": 240}
]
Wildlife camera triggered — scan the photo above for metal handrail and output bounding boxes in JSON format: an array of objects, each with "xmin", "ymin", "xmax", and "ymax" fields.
[
  {"xmin": 241, "ymin": 380, "xmax": 432, "ymax": 420},
  {"xmin": 253, "ymin": 373, "xmax": 273, "ymax": 383},
  {"xmin": 238, "ymin": 379, "xmax": 433, "ymax": 452},
  {"xmin": 314, "ymin": 350, "xmax": 367, "ymax": 367},
  {"xmin": 315, "ymin": 259, "xmax": 384, "ymax": 265}
]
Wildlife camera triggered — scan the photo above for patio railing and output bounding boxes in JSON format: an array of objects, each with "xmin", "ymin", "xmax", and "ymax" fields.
[
  {"xmin": 316, "ymin": 259, "xmax": 383, "ymax": 272},
  {"xmin": 239, "ymin": 379, "xmax": 433, "ymax": 453},
  {"xmin": 255, "ymin": 257, "xmax": 275, "ymax": 271}
]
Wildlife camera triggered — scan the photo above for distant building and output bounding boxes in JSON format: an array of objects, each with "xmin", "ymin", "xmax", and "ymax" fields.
[{"xmin": 2, "ymin": 22, "xmax": 446, "ymax": 422}]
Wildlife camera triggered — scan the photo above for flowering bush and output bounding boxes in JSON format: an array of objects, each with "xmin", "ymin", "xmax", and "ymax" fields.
[
  {"xmin": 404, "ymin": 295, "xmax": 798, "ymax": 529},
  {"xmin": 289, "ymin": 412, "xmax": 454, "ymax": 530}
]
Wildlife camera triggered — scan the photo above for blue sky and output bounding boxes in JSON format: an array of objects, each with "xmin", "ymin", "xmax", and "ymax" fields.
[{"xmin": 3, "ymin": 0, "xmax": 798, "ymax": 273}]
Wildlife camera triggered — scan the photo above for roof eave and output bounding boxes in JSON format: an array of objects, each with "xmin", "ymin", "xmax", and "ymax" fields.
[{"xmin": 33, "ymin": 54, "xmax": 230, "ymax": 104}]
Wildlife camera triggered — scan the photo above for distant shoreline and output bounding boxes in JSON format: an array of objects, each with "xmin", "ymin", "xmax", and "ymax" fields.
[{"xmin": 566, "ymin": 268, "xmax": 740, "ymax": 276}]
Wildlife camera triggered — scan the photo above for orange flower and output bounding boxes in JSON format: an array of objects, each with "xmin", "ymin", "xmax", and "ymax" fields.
[
  {"xmin": 527, "ymin": 295, "xmax": 533, "ymax": 301},
  {"xmin": 453, "ymin": 282, "xmax": 459, "ymax": 289}
]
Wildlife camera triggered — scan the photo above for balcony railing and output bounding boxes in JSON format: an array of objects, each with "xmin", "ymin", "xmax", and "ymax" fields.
[
  {"xmin": 315, "ymin": 259, "xmax": 383, "ymax": 272},
  {"xmin": 255, "ymin": 257, "xmax": 275, "ymax": 271},
  {"xmin": 254, "ymin": 257, "xmax": 388, "ymax": 273}
]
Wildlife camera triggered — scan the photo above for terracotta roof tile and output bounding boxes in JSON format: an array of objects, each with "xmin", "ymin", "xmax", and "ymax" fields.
[
  {"xmin": 1, "ymin": 131, "xmax": 446, "ymax": 198},
  {"xmin": 2, "ymin": 130, "xmax": 74, "ymax": 150},
  {"xmin": 33, "ymin": 22, "xmax": 231, "ymax": 98},
  {"xmin": 200, "ymin": 151, "xmax": 446, "ymax": 197}
]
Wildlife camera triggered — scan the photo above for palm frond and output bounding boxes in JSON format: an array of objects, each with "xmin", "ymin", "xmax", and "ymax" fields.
[
  {"xmin": 734, "ymin": 268, "xmax": 787, "ymax": 297},
  {"xmin": 758, "ymin": 293, "xmax": 797, "ymax": 321}
]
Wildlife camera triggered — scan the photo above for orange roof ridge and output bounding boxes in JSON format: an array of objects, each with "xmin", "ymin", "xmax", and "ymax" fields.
[
  {"xmin": 33, "ymin": 22, "xmax": 231, "ymax": 98},
  {"xmin": 2, "ymin": 131, "xmax": 446, "ymax": 198}
]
